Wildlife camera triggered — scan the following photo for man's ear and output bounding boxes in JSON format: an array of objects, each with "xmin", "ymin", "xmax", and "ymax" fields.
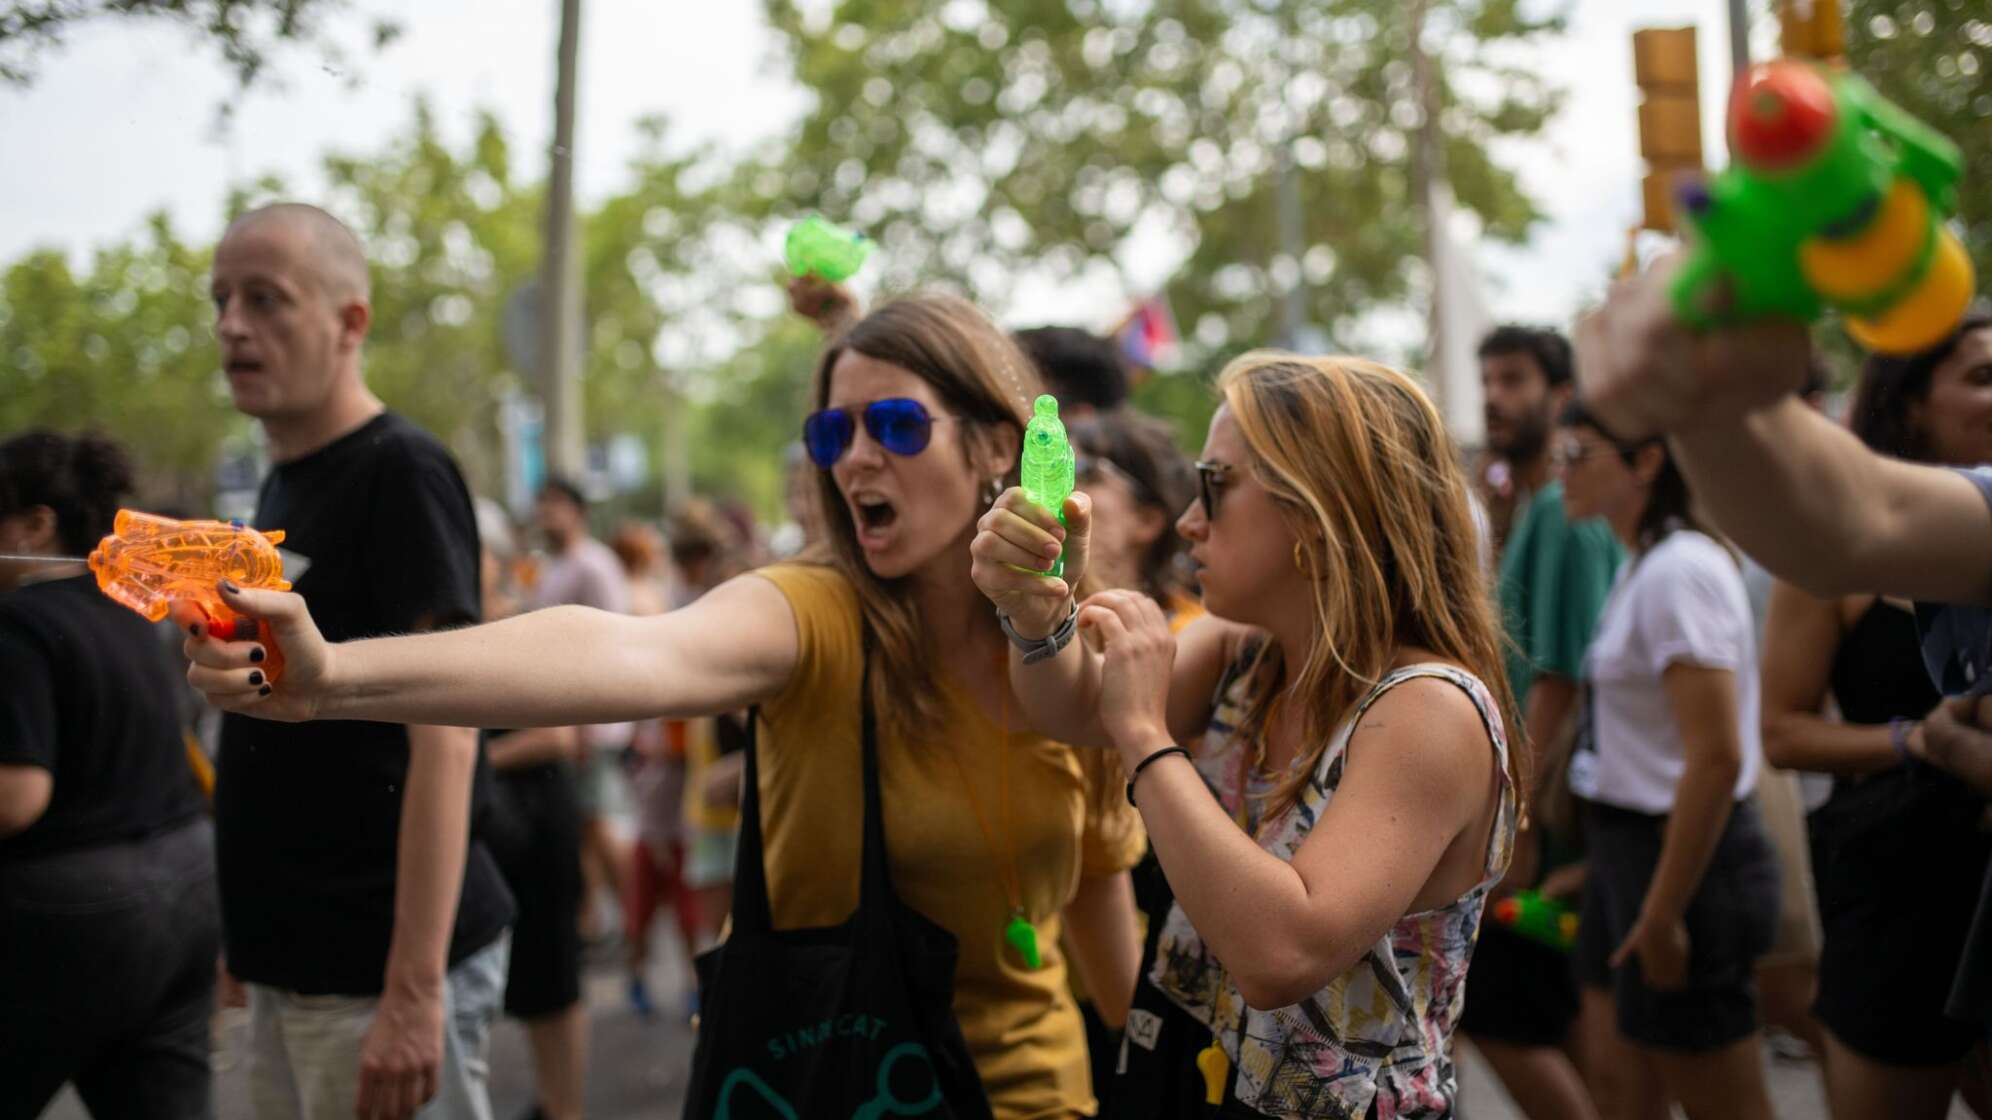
[
  {"xmin": 1548, "ymin": 381, "xmax": 1575, "ymax": 415},
  {"xmin": 337, "ymin": 298, "xmax": 372, "ymax": 352}
]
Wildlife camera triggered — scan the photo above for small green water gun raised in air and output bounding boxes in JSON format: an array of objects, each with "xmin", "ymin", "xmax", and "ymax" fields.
[
  {"xmin": 784, "ymin": 214, "xmax": 875, "ymax": 282},
  {"xmin": 1672, "ymin": 60, "xmax": 1974, "ymax": 355},
  {"xmin": 1490, "ymin": 889, "xmax": 1579, "ymax": 953},
  {"xmin": 1018, "ymin": 394, "xmax": 1074, "ymax": 579}
]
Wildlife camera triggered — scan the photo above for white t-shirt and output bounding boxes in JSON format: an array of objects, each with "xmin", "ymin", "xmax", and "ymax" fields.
[{"xmin": 1569, "ymin": 530, "xmax": 1761, "ymax": 814}]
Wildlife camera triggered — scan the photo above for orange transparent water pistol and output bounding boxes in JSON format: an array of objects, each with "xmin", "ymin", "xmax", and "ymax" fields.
[{"xmin": 87, "ymin": 509, "xmax": 292, "ymax": 680}]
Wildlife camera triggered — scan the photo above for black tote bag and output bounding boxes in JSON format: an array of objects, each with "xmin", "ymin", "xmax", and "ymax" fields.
[{"xmin": 683, "ymin": 649, "xmax": 994, "ymax": 1120}]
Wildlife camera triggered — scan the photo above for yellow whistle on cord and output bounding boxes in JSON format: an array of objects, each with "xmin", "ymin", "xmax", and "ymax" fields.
[{"xmin": 1196, "ymin": 1042, "xmax": 1229, "ymax": 1105}]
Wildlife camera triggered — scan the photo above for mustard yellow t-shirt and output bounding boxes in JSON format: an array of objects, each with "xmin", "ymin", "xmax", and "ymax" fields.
[{"xmin": 753, "ymin": 564, "xmax": 1145, "ymax": 1119}]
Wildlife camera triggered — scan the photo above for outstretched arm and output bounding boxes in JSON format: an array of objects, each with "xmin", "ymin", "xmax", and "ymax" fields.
[{"xmin": 184, "ymin": 571, "xmax": 800, "ymax": 729}]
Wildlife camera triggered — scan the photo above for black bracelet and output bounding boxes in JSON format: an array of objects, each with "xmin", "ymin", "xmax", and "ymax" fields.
[{"xmin": 1126, "ymin": 746, "xmax": 1192, "ymax": 807}]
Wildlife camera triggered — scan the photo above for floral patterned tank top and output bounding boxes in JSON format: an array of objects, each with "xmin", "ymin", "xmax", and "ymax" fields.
[{"xmin": 1146, "ymin": 655, "xmax": 1517, "ymax": 1118}]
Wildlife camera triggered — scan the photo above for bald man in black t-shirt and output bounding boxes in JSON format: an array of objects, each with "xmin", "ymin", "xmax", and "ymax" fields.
[{"xmin": 208, "ymin": 203, "xmax": 513, "ymax": 1120}]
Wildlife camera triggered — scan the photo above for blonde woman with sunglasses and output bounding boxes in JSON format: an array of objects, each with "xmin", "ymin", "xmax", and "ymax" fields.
[{"xmin": 972, "ymin": 352, "xmax": 1523, "ymax": 1118}]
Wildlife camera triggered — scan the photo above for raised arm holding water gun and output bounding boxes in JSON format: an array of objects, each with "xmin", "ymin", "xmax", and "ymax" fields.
[
  {"xmin": 1578, "ymin": 59, "xmax": 1990, "ymax": 609},
  {"xmin": 785, "ymin": 214, "xmax": 870, "ymax": 336},
  {"xmin": 1576, "ymin": 58, "xmax": 1992, "ymax": 1035}
]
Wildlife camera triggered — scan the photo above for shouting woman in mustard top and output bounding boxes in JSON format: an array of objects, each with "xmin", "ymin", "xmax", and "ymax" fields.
[{"xmin": 183, "ymin": 293, "xmax": 1144, "ymax": 1119}]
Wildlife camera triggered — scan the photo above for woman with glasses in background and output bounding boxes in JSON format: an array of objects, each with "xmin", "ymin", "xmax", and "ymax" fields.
[
  {"xmin": 1555, "ymin": 403, "xmax": 1780, "ymax": 1120},
  {"xmin": 180, "ymin": 292, "xmax": 1146, "ymax": 1119}
]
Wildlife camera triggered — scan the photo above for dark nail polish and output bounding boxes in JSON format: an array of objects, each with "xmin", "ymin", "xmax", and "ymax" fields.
[
  {"xmin": 258, "ymin": 685, "xmax": 271, "ymax": 697},
  {"xmin": 249, "ymin": 647, "xmax": 265, "ymax": 663},
  {"xmin": 248, "ymin": 670, "xmax": 264, "ymax": 687}
]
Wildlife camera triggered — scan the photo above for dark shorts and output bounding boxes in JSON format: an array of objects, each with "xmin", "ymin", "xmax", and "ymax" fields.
[
  {"xmin": 486, "ymin": 761, "xmax": 585, "ymax": 1019},
  {"xmin": 1461, "ymin": 919, "xmax": 1581, "ymax": 1047},
  {"xmin": 1809, "ymin": 764, "xmax": 1992, "ymax": 1066},
  {"xmin": 1575, "ymin": 798, "xmax": 1779, "ymax": 1053}
]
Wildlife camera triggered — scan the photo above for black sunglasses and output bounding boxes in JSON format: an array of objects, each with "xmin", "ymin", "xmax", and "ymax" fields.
[
  {"xmin": 1194, "ymin": 460, "xmax": 1232, "ymax": 519},
  {"xmin": 802, "ymin": 398, "xmax": 952, "ymax": 467}
]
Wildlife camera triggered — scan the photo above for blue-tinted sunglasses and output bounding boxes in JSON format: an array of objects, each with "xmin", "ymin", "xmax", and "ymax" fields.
[{"xmin": 802, "ymin": 398, "xmax": 950, "ymax": 467}]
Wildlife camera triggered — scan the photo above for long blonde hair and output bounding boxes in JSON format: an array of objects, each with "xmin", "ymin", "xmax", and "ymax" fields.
[
  {"xmin": 1218, "ymin": 351, "xmax": 1526, "ymax": 817},
  {"xmin": 805, "ymin": 293, "xmax": 1042, "ymax": 740}
]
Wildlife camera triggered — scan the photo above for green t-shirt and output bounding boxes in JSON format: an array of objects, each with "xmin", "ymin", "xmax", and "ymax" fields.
[{"xmin": 1498, "ymin": 480, "xmax": 1624, "ymax": 705}]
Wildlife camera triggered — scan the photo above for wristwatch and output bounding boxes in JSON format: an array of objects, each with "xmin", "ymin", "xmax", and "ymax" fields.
[{"xmin": 998, "ymin": 601, "xmax": 1079, "ymax": 665}]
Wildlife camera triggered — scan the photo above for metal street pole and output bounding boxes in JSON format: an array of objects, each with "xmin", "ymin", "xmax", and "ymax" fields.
[
  {"xmin": 1728, "ymin": 0, "xmax": 1752, "ymax": 74},
  {"xmin": 540, "ymin": 0, "xmax": 585, "ymax": 478}
]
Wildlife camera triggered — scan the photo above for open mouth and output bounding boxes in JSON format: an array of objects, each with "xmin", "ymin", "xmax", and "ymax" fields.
[
  {"xmin": 225, "ymin": 358, "xmax": 266, "ymax": 376},
  {"xmin": 852, "ymin": 495, "xmax": 898, "ymax": 535}
]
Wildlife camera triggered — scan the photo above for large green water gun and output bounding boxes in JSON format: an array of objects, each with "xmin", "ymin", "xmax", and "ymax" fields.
[
  {"xmin": 1018, "ymin": 394, "xmax": 1074, "ymax": 579},
  {"xmin": 1490, "ymin": 889, "xmax": 1578, "ymax": 953},
  {"xmin": 784, "ymin": 214, "xmax": 875, "ymax": 282},
  {"xmin": 1672, "ymin": 60, "xmax": 1974, "ymax": 355}
]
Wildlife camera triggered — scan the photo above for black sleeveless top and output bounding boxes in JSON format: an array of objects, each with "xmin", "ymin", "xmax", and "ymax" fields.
[{"xmin": 1829, "ymin": 598, "xmax": 1941, "ymax": 726}]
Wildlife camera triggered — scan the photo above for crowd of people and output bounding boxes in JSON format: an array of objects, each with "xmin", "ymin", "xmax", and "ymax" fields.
[{"xmin": 1, "ymin": 197, "xmax": 1990, "ymax": 1120}]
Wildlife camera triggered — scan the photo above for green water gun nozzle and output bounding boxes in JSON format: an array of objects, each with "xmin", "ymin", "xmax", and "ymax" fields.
[{"xmin": 1018, "ymin": 395, "xmax": 1075, "ymax": 580}]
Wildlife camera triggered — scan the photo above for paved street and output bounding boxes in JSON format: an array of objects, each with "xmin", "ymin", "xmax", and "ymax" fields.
[{"xmin": 47, "ymin": 946, "xmax": 1972, "ymax": 1120}]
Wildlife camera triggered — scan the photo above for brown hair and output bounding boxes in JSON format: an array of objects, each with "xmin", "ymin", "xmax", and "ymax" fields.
[
  {"xmin": 1218, "ymin": 352, "xmax": 1526, "ymax": 818},
  {"xmin": 807, "ymin": 292, "xmax": 1043, "ymax": 739},
  {"xmin": 1068, "ymin": 410, "xmax": 1196, "ymax": 601}
]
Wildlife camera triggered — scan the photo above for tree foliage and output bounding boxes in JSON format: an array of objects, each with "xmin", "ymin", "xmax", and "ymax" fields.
[
  {"xmin": 759, "ymin": 0, "xmax": 1564, "ymax": 359},
  {"xmin": 0, "ymin": 0, "xmax": 400, "ymax": 96},
  {"xmin": 1, "ymin": 101, "xmax": 812, "ymax": 518},
  {"xmin": 1845, "ymin": 0, "xmax": 1991, "ymax": 287}
]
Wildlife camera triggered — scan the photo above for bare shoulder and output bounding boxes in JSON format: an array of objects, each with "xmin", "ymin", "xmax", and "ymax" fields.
[{"xmin": 1348, "ymin": 674, "xmax": 1496, "ymax": 792}]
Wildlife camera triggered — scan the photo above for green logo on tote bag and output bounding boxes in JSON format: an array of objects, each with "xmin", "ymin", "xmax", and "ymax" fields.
[{"xmin": 715, "ymin": 1041, "xmax": 942, "ymax": 1119}]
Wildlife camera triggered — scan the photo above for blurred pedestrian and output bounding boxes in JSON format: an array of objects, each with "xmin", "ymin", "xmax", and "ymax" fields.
[
  {"xmin": 611, "ymin": 520, "xmax": 705, "ymax": 1022},
  {"xmin": 531, "ymin": 477, "xmax": 637, "ymax": 957},
  {"xmin": 479, "ymin": 498, "xmax": 588, "ymax": 1120},
  {"xmin": 0, "ymin": 431, "xmax": 221, "ymax": 1119},
  {"xmin": 1760, "ymin": 316, "xmax": 1992, "ymax": 1120},
  {"xmin": 1557, "ymin": 402, "xmax": 1778, "ymax": 1120},
  {"xmin": 1463, "ymin": 325, "xmax": 1619, "ymax": 1120}
]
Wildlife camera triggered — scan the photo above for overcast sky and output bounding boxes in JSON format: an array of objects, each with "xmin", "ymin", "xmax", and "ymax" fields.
[{"xmin": 0, "ymin": 0, "xmax": 1767, "ymax": 336}]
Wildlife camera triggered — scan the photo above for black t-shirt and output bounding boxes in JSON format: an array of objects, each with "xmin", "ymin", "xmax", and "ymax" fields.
[
  {"xmin": 0, "ymin": 575, "xmax": 206, "ymax": 860},
  {"xmin": 216, "ymin": 412, "xmax": 514, "ymax": 996}
]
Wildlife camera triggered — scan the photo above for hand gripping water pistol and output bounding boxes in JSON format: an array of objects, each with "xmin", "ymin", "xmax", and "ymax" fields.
[
  {"xmin": 1672, "ymin": 59, "xmax": 1974, "ymax": 355},
  {"xmin": 14, "ymin": 510, "xmax": 294, "ymax": 680},
  {"xmin": 1018, "ymin": 394, "xmax": 1075, "ymax": 580},
  {"xmin": 1490, "ymin": 888, "xmax": 1579, "ymax": 953},
  {"xmin": 784, "ymin": 214, "xmax": 875, "ymax": 282}
]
